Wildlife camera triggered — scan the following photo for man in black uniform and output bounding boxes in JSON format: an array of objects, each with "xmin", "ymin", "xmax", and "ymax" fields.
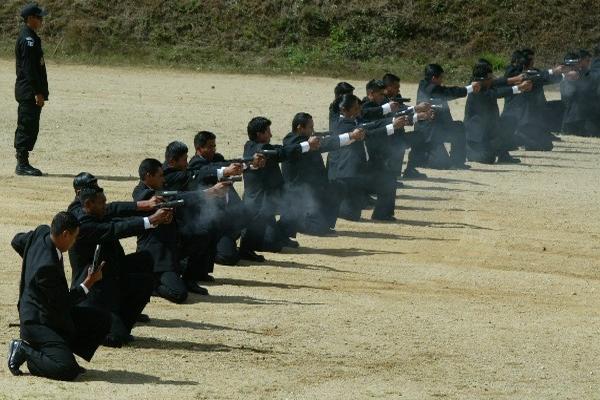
[
  {"xmin": 280, "ymin": 112, "xmax": 365, "ymax": 237},
  {"xmin": 189, "ymin": 131, "xmax": 262, "ymax": 265},
  {"xmin": 14, "ymin": 4, "xmax": 49, "ymax": 177},
  {"xmin": 416, "ymin": 64, "xmax": 481, "ymax": 169},
  {"xmin": 501, "ymin": 49, "xmax": 564, "ymax": 150},
  {"xmin": 8, "ymin": 212, "xmax": 110, "ymax": 380},
  {"xmin": 240, "ymin": 117, "xmax": 320, "ymax": 259},
  {"xmin": 328, "ymin": 94, "xmax": 409, "ymax": 221},
  {"xmin": 561, "ymin": 50, "xmax": 600, "ymax": 137},
  {"xmin": 162, "ymin": 141, "xmax": 232, "ymax": 283},
  {"xmin": 133, "ymin": 159, "xmax": 188, "ymax": 303},
  {"xmin": 69, "ymin": 186, "xmax": 171, "ymax": 347},
  {"xmin": 464, "ymin": 60, "xmax": 532, "ymax": 164}
]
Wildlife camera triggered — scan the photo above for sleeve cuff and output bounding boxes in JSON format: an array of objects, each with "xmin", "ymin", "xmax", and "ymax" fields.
[
  {"xmin": 548, "ymin": 69, "xmax": 554, "ymax": 76},
  {"xmin": 386, "ymin": 124, "xmax": 395, "ymax": 136},
  {"xmin": 512, "ymin": 86, "xmax": 521, "ymax": 95},
  {"xmin": 339, "ymin": 133, "xmax": 352, "ymax": 146},
  {"xmin": 382, "ymin": 103, "xmax": 392, "ymax": 115},
  {"xmin": 300, "ymin": 141, "xmax": 310, "ymax": 153},
  {"xmin": 411, "ymin": 114, "xmax": 418, "ymax": 124},
  {"xmin": 217, "ymin": 167, "xmax": 225, "ymax": 180},
  {"xmin": 466, "ymin": 84, "xmax": 474, "ymax": 94},
  {"xmin": 80, "ymin": 283, "xmax": 90, "ymax": 295},
  {"xmin": 143, "ymin": 217, "xmax": 155, "ymax": 229}
]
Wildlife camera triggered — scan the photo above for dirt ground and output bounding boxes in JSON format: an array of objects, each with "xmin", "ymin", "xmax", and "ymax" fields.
[{"xmin": 0, "ymin": 59, "xmax": 598, "ymax": 400}]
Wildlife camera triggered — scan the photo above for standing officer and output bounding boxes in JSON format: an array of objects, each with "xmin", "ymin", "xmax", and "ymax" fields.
[{"xmin": 14, "ymin": 3, "xmax": 49, "ymax": 176}]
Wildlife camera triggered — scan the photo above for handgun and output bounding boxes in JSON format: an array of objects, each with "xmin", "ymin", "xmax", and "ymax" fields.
[
  {"xmin": 220, "ymin": 175, "xmax": 243, "ymax": 183},
  {"xmin": 155, "ymin": 199, "xmax": 185, "ymax": 209},
  {"xmin": 89, "ymin": 244, "xmax": 102, "ymax": 274},
  {"xmin": 155, "ymin": 190, "xmax": 178, "ymax": 197}
]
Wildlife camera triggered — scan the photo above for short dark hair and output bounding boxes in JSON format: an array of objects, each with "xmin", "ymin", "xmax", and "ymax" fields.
[
  {"xmin": 194, "ymin": 130, "xmax": 216, "ymax": 149},
  {"xmin": 382, "ymin": 73, "xmax": 400, "ymax": 87},
  {"xmin": 579, "ymin": 49, "xmax": 592, "ymax": 59},
  {"xmin": 73, "ymin": 172, "xmax": 98, "ymax": 191},
  {"xmin": 165, "ymin": 141, "xmax": 188, "ymax": 163},
  {"xmin": 510, "ymin": 50, "xmax": 527, "ymax": 68},
  {"xmin": 424, "ymin": 64, "xmax": 444, "ymax": 81},
  {"xmin": 339, "ymin": 94, "xmax": 360, "ymax": 111},
  {"xmin": 334, "ymin": 82, "xmax": 355, "ymax": 98},
  {"xmin": 472, "ymin": 61, "xmax": 493, "ymax": 81},
  {"xmin": 292, "ymin": 112, "xmax": 313, "ymax": 133},
  {"xmin": 51, "ymin": 211, "xmax": 80, "ymax": 236},
  {"xmin": 247, "ymin": 117, "xmax": 271, "ymax": 140},
  {"xmin": 366, "ymin": 79, "xmax": 385, "ymax": 94},
  {"xmin": 78, "ymin": 186, "xmax": 104, "ymax": 206},
  {"xmin": 138, "ymin": 158, "xmax": 163, "ymax": 180}
]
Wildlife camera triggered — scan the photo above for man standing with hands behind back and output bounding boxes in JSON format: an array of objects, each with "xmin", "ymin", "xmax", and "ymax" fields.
[{"xmin": 14, "ymin": 3, "xmax": 49, "ymax": 177}]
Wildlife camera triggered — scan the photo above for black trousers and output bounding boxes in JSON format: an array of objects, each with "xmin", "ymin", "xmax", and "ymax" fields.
[
  {"xmin": 105, "ymin": 252, "xmax": 154, "ymax": 340},
  {"xmin": 239, "ymin": 213, "xmax": 285, "ymax": 253},
  {"xmin": 20, "ymin": 306, "xmax": 110, "ymax": 381},
  {"xmin": 279, "ymin": 184, "xmax": 339, "ymax": 237},
  {"xmin": 15, "ymin": 100, "xmax": 42, "ymax": 152},
  {"xmin": 155, "ymin": 271, "xmax": 188, "ymax": 304},
  {"xmin": 215, "ymin": 235, "xmax": 240, "ymax": 265},
  {"xmin": 180, "ymin": 233, "xmax": 215, "ymax": 280},
  {"xmin": 335, "ymin": 173, "xmax": 396, "ymax": 221},
  {"xmin": 427, "ymin": 121, "xmax": 467, "ymax": 168},
  {"xmin": 404, "ymin": 133, "xmax": 430, "ymax": 172}
]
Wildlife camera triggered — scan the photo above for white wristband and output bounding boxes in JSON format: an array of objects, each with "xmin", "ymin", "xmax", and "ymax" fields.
[
  {"xmin": 466, "ymin": 84, "xmax": 474, "ymax": 94},
  {"xmin": 339, "ymin": 133, "xmax": 352, "ymax": 146},
  {"xmin": 386, "ymin": 124, "xmax": 395, "ymax": 136},
  {"xmin": 143, "ymin": 217, "xmax": 155, "ymax": 229},
  {"xmin": 382, "ymin": 103, "xmax": 392, "ymax": 115},
  {"xmin": 300, "ymin": 142, "xmax": 310, "ymax": 153},
  {"xmin": 411, "ymin": 114, "xmax": 418, "ymax": 124},
  {"xmin": 512, "ymin": 85, "xmax": 521, "ymax": 95},
  {"xmin": 80, "ymin": 283, "xmax": 90, "ymax": 295},
  {"xmin": 217, "ymin": 167, "xmax": 225, "ymax": 180}
]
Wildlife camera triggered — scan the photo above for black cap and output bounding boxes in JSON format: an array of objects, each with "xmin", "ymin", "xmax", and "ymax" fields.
[
  {"xmin": 73, "ymin": 172, "xmax": 98, "ymax": 190},
  {"xmin": 21, "ymin": 4, "xmax": 48, "ymax": 18}
]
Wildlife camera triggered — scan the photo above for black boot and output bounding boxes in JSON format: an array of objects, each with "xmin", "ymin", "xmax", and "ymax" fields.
[{"xmin": 15, "ymin": 151, "xmax": 42, "ymax": 176}]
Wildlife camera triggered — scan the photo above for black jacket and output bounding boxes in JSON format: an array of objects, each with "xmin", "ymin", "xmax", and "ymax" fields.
[
  {"xmin": 68, "ymin": 208, "xmax": 146, "ymax": 311},
  {"xmin": 242, "ymin": 140, "xmax": 303, "ymax": 217},
  {"xmin": 15, "ymin": 26, "xmax": 48, "ymax": 102},
  {"xmin": 465, "ymin": 85, "xmax": 515, "ymax": 143},
  {"xmin": 132, "ymin": 182, "xmax": 178, "ymax": 273},
  {"xmin": 501, "ymin": 67, "xmax": 562, "ymax": 130},
  {"xmin": 281, "ymin": 132, "xmax": 340, "ymax": 188},
  {"xmin": 12, "ymin": 226, "xmax": 85, "ymax": 338},
  {"xmin": 560, "ymin": 72, "xmax": 596, "ymax": 124},
  {"xmin": 327, "ymin": 116, "xmax": 394, "ymax": 180}
]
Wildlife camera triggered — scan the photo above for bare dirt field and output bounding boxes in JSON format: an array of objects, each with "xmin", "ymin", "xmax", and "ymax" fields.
[{"xmin": 0, "ymin": 59, "xmax": 598, "ymax": 399}]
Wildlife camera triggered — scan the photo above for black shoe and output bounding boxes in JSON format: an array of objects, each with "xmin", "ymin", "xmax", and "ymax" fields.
[
  {"xmin": 239, "ymin": 250, "xmax": 266, "ymax": 262},
  {"xmin": 186, "ymin": 281, "xmax": 209, "ymax": 295},
  {"xmin": 102, "ymin": 335, "xmax": 124, "ymax": 348},
  {"xmin": 198, "ymin": 274, "xmax": 215, "ymax": 283},
  {"xmin": 7, "ymin": 339, "xmax": 27, "ymax": 376},
  {"xmin": 124, "ymin": 334, "xmax": 135, "ymax": 344},
  {"xmin": 78, "ymin": 366, "xmax": 87, "ymax": 375},
  {"xmin": 403, "ymin": 168, "xmax": 427, "ymax": 180},
  {"xmin": 372, "ymin": 215, "xmax": 397, "ymax": 222},
  {"xmin": 452, "ymin": 163, "xmax": 471, "ymax": 170},
  {"xmin": 136, "ymin": 313, "xmax": 150, "ymax": 323},
  {"xmin": 496, "ymin": 154, "xmax": 521, "ymax": 164},
  {"xmin": 15, "ymin": 163, "xmax": 42, "ymax": 177},
  {"xmin": 280, "ymin": 237, "xmax": 299, "ymax": 249}
]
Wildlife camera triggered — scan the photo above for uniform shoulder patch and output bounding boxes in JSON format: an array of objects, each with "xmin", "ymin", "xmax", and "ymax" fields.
[{"xmin": 25, "ymin": 37, "xmax": 34, "ymax": 47}]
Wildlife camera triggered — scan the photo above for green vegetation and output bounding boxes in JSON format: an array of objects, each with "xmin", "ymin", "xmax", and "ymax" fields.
[{"xmin": 1, "ymin": 0, "xmax": 598, "ymax": 82}]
